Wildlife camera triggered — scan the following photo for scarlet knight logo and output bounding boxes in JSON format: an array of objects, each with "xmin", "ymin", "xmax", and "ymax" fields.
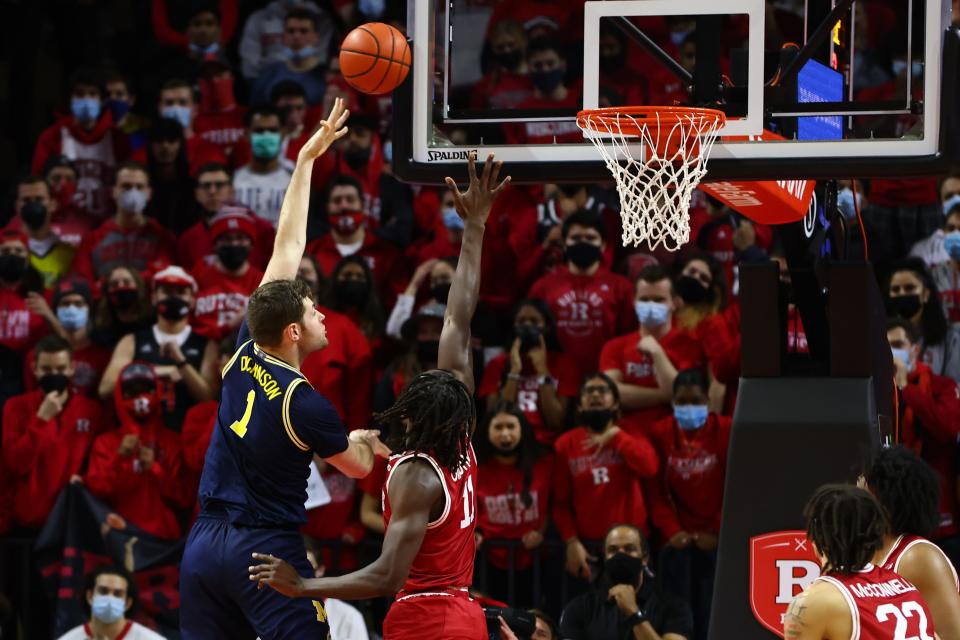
[{"xmin": 750, "ymin": 530, "xmax": 821, "ymax": 637}]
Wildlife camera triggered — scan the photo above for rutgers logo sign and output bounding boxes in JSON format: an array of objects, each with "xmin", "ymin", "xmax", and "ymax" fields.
[{"xmin": 750, "ymin": 531, "xmax": 820, "ymax": 637}]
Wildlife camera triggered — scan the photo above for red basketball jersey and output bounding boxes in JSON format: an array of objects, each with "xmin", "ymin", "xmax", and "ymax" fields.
[
  {"xmin": 816, "ymin": 564, "xmax": 936, "ymax": 639},
  {"xmin": 879, "ymin": 534, "xmax": 960, "ymax": 591},
  {"xmin": 382, "ymin": 444, "xmax": 477, "ymax": 594}
]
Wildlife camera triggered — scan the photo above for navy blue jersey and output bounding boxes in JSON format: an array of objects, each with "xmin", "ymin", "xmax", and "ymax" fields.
[{"xmin": 197, "ymin": 320, "xmax": 348, "ymax": 527}]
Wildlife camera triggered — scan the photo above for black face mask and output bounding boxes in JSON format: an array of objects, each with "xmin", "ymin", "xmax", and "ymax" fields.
[
  {"xmin": 493, "ymin": 440, "xmax": 520, "ymax": 455},
  {"xmin": 430, "ymin": 283, "xmax": 451, "ymax": 305},
  {"xmin": 605, "ymin": 552, "xmax": 645, "ymax": 586},
  {"xmin": 334, "ymin": 280, "xmax": 369, "ymax": 307},
  {"xmin": 297, "ymin": 276, "xmax": 319, "ymax": 296},
  {"xmin": 157, "ymin": 296, "xmax": 190, "ymax": 321},
  {"xmin": 216, "ymin": 244, "xmax": 250, "ymax": 271},
  {"xmin": 580, "ymin": 408, "xmax": 613, "ymax": 432},
  {"xmin": 20, "ymin": 201, "xmax": 48, "ymax": 231},
  {"xmin": 887, "ymin": 294, "xmax": 923, "ymax": 319},
  {"xmin": 514, "ymin": 324, "xmax": 542, "ymax": 351},
  {"xmin": 675, "ymin": 275, "xmax": 713, "ymax": 305},
  {"xmin": 0, "ymin": 254, "xmax": 27, "ymax": 283},
  {"xmin": 38, "ymin": 373, "xmax": 70, "ymax": 394},
  {"xmin": 417, "ymin": 339, "xmax": 440, "ymax": 365},
  {"xmin": 565, "ymin": 242, "xmax": 602, "ymax": 269},
  {"xmin": 344, "ymin": 146, "xmax": 371, "ymax": 171},
  {"xmin": 108, "ymin": 288, "xmax": 139, "ymax": 310},
  {"xmin": 493, "ymin": 50, "xmax": 522, "ymax": 70},
  {"xmin": 599, "ymin": 52, "xmax": 627, "ymax": 73}
]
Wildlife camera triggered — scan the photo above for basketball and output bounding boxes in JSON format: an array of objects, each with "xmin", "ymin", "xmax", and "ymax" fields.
[{"xmin": 339, "ymin": 22, "xmax": 411, "ymax": 95}]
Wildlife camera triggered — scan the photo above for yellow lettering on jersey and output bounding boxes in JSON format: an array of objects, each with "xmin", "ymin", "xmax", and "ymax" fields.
[
  {"xmin": 311, "ymin": 600, "xmax": 327, "ymax": 623},
  {"xmin": 238, "ymin": 356, "xmax": 283, "ymax": 400}
]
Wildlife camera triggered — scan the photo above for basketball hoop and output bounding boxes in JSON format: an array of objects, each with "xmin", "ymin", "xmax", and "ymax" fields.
[{"xmin": 577, "ymin": 106, "xmax": 726, "ymax": 251}]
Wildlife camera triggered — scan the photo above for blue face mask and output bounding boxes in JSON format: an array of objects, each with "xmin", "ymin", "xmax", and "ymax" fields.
[
  {"xmin": 634, "ymin": 301, "xmax": 670, "ymax": 327},
  {"xmin": 891, "ymin": 347, "xmax": 914, "ymax": 373},
  {"xmin": 91, "ymin": 594, "xmax": 126, "ymax": 624},
  {"xmin": 382, "ymin": 139, "xmax": 393, "ymax": 164},
  {"xmin": 837, "ymin": 188, "xmax": 863, "ymax": 219},
  {"xmin": 944, "ymin": 231, "xmax": 960, "ymax": 261},
  {"xmin": 106, "ymin": 99, "xmax": 130, "ymax": 123},
  {"xmin": 944, "ymin": 194, "xmax": 960, "ymax": 216},
  {"xmin": 250, "ymin": 131, "xmax": 282, "ymax": 160},
  {"xmin": 71, "ymin": 97, "xmax": 101, "ymax": 123},
  {"xmin": 283, "ymin": 46, "xmax": 318, "ymax": 62},
  {"xmin": 189, "ymin": 41, "xmax": 220, "ymax": 56},
  {"xmin": 57, "ymin": 305, "xmax": 88, "ymax": 331},
  {"xmin": 117, "ymin": 188, "xmax": 148, "ymax": 214},
  {"xmin": 442, "ymin": 207, "xmax": 464, "ymax": 231},
  {"xmin": 161, "ymin": 105, "xmax": 192, "ymax": 129},
  {"xmin": 674, "ymin": 404, "xmax": 709, "ymax": 430},
  {"xmin": 358, "ymin": 0, "xmax": 386, "ymax": 18}
]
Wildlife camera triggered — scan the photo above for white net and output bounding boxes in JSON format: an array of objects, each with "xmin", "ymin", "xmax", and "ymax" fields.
[{"xmin": 578, "ymin": 108, "xmax": 725, "ymax": 252}]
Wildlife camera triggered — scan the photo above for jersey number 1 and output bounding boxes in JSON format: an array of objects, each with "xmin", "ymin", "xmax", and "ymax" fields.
[
  {"xmin": 459, "ymin": 476, "xmax": 475, "ymax": 529},
  {"xmin": 230, "ymin": 390, "xmax": 256, "ymax": 438}
]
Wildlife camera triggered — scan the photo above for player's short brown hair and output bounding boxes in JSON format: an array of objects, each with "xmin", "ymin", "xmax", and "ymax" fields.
[{"xmin": 246, "ymin": 278, "xmax": 314, "ymax": 347}]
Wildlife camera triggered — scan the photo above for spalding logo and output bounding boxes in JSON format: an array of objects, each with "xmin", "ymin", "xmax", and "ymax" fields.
[{"xmin": 749, "ymin": 530, "xmax": 821, "ymax": 637}]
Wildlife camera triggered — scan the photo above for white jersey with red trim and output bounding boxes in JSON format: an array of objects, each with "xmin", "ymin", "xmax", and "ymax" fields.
[
  {"xmin": 816, "ymin": 563, "xmax": 936, "ymax": 639},
  {"xmin": 382, "ymin": 444, "xmax": 477, "ymax": 594},
  {"xmin": 879, "ymin": 534, "xmax": 960, "ymax": 592},
  {"xmin": 57, "ymin": 621, "xmax": 166, "ymax": 639}
]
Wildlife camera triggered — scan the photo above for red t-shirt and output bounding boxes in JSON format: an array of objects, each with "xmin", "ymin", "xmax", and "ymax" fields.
[
  {"xmin": 552, "ymin": 426, "xmax": 658, "ymax": 541},
  {"xmin": 0, "ymin": 287, "xmax": 48, "ymax": 354},
  {"xmin": 191, "ymin": 262, "xmax": 263, "ymax": 340},
  {"xmin": 644, "ymin": 413, "xmax": 732, "ymax": 539},
  {"xmin": 73, "ymin": 217, "xmax": 177, "ymax": 282},
  {"xmin": 476, "ymin": 455, "xmax": 554, "ymax": 569},
  {"xmin": 504, "ymin": 86, "xmax": 584, "ymax": 145},
  {"xmin": 470, "ymin": 71, "xmax": 534, "ymax": 110},
  {"xmin": 478, "ymin": 352, "xmax": 580, "ymax": 446},
  {"xmin": 194, "ymin": 109, "xmax": 247, "ymax": 161},
  {"xmin": 529, "ymin": 266, "xmax": 638, "ymax": 373},
  {"xmin": 599, "ymin": 327, "xmax": 705, "ymax": 435}
]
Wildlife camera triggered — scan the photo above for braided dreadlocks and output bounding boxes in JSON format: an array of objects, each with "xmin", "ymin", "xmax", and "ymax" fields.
[
  {"xmin": 866, "ymin": 445, "xmax": 941, "ymax": 537},
  {"xmin": 378, "ymin": 370, "xmax": 475, "ymax": 473},
  {"xmin": 804, "ymin": 484, "xmax": 888, "ymax": 576}
]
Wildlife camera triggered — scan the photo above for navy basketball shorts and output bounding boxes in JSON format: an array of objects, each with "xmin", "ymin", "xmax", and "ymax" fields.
[{"xmin": 180, "ymin": 513, "xmax": 329, "ymax": 640}]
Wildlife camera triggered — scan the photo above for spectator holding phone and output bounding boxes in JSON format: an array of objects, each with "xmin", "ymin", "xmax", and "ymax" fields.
[{"xmin": 479, "ymin": 299, "xmax": 579, "ymax": 446}]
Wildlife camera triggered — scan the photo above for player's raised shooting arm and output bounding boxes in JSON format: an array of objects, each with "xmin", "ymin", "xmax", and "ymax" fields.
[
  {"xmin": 250, "ymin": 459, "xmax": 442, "ymax": 599},
  {"xmin": 438, "ymin": 153, "xmax": 510, "ymax": 393},
  {"xmin": 260, "ymin": 98, "xmax": 350, "ymax": 287}
]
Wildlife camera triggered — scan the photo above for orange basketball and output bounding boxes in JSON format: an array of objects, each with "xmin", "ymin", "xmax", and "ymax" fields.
[{"xmin": 339, "ymin": 22, "xmax": 411, "ymax": 95}]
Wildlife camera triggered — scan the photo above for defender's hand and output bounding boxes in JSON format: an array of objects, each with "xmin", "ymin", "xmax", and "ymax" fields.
[
  {"xmin": 298, "ymin": 97, "xmax": 350, "ymax": 162},
  {"xmin": 249, "ymin": 553, "xmax": 305, "ymax": 597},
  {"xmin": 443, "ymin": 152, "xmax": 510, "ymax": 226},
  {"xmin": 349, "ymin": 429, "xmax": 392, "ymax": 458}
]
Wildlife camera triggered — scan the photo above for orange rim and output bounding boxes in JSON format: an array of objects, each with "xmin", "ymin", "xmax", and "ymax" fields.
[{"xmin": 577, "ymin": 106, "xmax": 727, "ymax": 136}]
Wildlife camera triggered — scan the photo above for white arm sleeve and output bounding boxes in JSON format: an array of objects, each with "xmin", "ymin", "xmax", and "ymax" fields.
[{"xmin": 385, "ymin": 294, "xmax": 416, "ymax": 340}]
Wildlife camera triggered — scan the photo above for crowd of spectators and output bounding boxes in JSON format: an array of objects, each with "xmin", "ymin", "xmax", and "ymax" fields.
[{"xmin": 1, "ymin": 1, "xmax": 960, "ymax": 639}]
